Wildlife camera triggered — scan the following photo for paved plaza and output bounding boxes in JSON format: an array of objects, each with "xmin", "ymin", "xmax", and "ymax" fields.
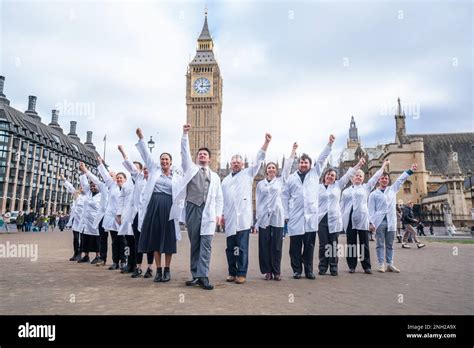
[{"xmin": 0, "ymin": 229, "xmax": 472, "ymax": 315}]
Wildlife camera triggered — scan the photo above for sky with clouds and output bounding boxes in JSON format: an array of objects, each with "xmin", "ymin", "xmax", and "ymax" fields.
[{"xmin": 1, "ymin": 0, "xmax": 472, "ymax": 171}]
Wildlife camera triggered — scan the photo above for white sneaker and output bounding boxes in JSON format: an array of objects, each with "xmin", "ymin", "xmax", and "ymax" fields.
[
  {"xmin": 377, "ymin": 264, "xmax": 385, "ymax": 273},
  {"xmin": 386, "ymin": 264, "xmax": 401, "ymax": 273}
]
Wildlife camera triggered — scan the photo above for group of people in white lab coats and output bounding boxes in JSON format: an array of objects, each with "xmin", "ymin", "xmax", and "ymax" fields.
[{"xmin": 62, "ymin": 123, "xmax": 420, "ymax": 290}]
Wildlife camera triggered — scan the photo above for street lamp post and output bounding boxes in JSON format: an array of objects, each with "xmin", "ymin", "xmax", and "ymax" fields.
[{"xmin": 148, "ymin": 136, "xmax": 155, "ymax": 153}]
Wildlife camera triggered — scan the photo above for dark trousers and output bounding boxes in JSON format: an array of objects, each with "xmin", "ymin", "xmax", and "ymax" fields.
[
  {"xmin": 226, "ymin": 229, "xmax": 250, "ymax": 277},
  {"xmin": 318, "ymin": 217, "xmax": 339, "ymax": 272},
  {"xmin": 346, "ymin": 222, "xmax": 371, "ymax": 270},
  {"xmin": 125, "ymin": 235, "xmax": 136, "ymax": 269},
  {"xmin": 289, "ymin": 232, "xmax": 316, "ymax": 274},
  {"xmin": 98, "ymin": 219, "xmax": 108, "ymax": 261},
  {"xmin": 110, "ymin": 230, "xmax": 125, "ymax": 264},
  {"xmin": 72, "ymin": 230, "xmax": 81, "ymax": 255},
  {"xmin": 258, "ymin": 226, "xmax": 283, "ymax": 275},
  {"xmin": 132, "ymin": 215, "xmax": 154, "ymax": 265}
]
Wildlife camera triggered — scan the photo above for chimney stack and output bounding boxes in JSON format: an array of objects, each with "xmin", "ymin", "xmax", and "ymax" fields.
[
  {"xmin": 51, "ymin": 110, "xmax": 59, "ymax": 124},
  {"xmin": 0, "ymin": 76, "xmax": 10, "ymax": 105},
  {"xmin": 25, "ymin": 96, "xmax": 38, "ymax": 114},
  {"xmin": 86, "ymin": 131, "xmax": 93, "ymax": 144},
  {"xmin": 69, "ymin": 121, "xmax": 77, "ymax": 135}
]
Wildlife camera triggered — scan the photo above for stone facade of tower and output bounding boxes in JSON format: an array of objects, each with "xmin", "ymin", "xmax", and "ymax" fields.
[{"xmin": 186, "ymin": 12, "xmax": 223, "ymax": 172}]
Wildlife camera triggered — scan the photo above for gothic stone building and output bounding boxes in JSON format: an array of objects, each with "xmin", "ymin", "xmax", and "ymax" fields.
[
  {"xmin": 0, "ymin": 76, "xmax": 99, "ymax": 215},
  {"xmin": 339, "ymin": 98, "xmax": 474, "ymax": 227}
]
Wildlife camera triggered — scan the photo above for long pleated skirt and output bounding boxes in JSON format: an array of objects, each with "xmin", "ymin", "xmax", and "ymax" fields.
[{"xmin": 138, "ymin": 192, "xmax": 176, "ymax": 254}]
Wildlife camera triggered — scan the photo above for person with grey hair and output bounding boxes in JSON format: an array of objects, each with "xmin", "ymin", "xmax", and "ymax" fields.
[
  {"xmin": 368, "ymin": 163, "xmax": 418, "ymax": 273},
  {"xmin": 282, "ymin": 134, "xmax": 335, "ymax": 280},
  {"xmin": 221, "ymin": 133, "xmax": 271, "ymax": 284},
  {"xmin": 340, "ymin": 160, "xmax": 389, "ymax": 274},
  {"xmin": 317, "ymin": 157, "xmax": 365, "ymax": 276}
]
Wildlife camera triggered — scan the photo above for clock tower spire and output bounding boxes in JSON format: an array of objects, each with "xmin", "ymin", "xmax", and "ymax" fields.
[{"xmin": 186, "ymin": 10, "xmax": 223, "ymax": 172}]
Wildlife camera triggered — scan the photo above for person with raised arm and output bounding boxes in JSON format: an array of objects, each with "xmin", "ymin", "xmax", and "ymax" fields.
[
  {"xmin": 368, "ymin": 163, "xmax": 418, "ymax": 273},
  {"xmin": 135, "ymin": 128, "xmax": 182, "ymax": 283},
  {"xmin": 340, "ymin": 160, "xmax": 389, "ymax": 274},
  {"xmin": 61, "ymin": 174, "xmax": 85, "ymax": 261},
  {"xmin": 282, "ymin": 134, "xmax": 334, "ymax": 280},
  {"xmin": 256, "ymin": 141, "xmax": 296, "ymax": 281},
  {"xmin": 174, "ymin": 124, "xmax": 223, "ymax": 290},
  {"xmin": 117, "ymin": 144, "xmax": 154, "ymax": 278}
]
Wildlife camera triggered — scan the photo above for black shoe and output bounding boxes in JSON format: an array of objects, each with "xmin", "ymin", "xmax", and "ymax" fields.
[
  {"xmin": 364, "ymin": 269, "xmax": 372, "ymax": 274},
  {"xmin": 90, "ymin": 256, "xmax": 99, "ymax": 265},
  {"xmin": 108, "ymin": 263, "xmax": 119, "ymax": 270},
  {"xmin": 330, "ymin": 271, "xmax": 338, "ymax": 276},
  {"xmin": 143, "ymin": 267, "xmax": 153, "ymax": 278},
  {"xmin": 162, "ymin": 267, "xmax": 171, "ymax": 282},
  {"xmin": 77, "ymin": 255, "xmax": 90, "ymax": 263},
  {"xmin": 305, "ymin": 272, "xmax": 316, "ymax": 279},
  {"xmin": 121, "ymin": 265, "xmax": 133, "ymax": 273},
  {"xmin": 197, "ymin": 277, "xmax": 214, "ymax": 290},
  {"xmin": 69, "ymin": 254, "xmax": 79, "ymax": 261},
  {"xmin": 154, "ymin": 268, "xmax": 163, "ymax": 282},
  {"xmin": 396, "ymin": 236, "xmax": 402, "ymax": 243},
  {"xmin": 186, "ymin": 278, "xmax": 199, "ymax": 286},
  {"xmin": 73, "ymin": 254, "xmax": 82, "ymax": 261},
  {"xmin": 293, "ymin": 272, "xmax": 302, "ymax": 279},
  {"xmin": 119, "ymin": 261, "xmax": 126, "ymax": 270},
  {"xmin": 318, "ymin": 269, "xmax": 327, "ymax": 275},
  {"xmin": 131, "ymin": 268, "xmax": 143, "ymax": 278},
  {"xmin": 96, "ymin": 258, "xmax": 106, "ymax": 267},
  {"xmin": 349, "ymin": 268, "xmax": 355, "ymax": 273}
]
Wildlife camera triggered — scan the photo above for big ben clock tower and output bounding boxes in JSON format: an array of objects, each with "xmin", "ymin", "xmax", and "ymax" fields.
[{"xmin": 186, "ymin": 10, "xmax": 223, "ymax": 172}]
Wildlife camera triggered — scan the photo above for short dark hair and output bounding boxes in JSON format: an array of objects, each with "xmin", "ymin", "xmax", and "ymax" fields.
[
  {"xmin": 133, "ymin": 161, "xmax": 143, "ymax": 170},
  {"xmin": 160, "ymin": 152, "xmax": 173, "ymax": 161},
  {"xmin": 197, "ymin": 147, "xmax": 211, "ymax": 158},
  {"xmin": 299, "ymin": 153, "xmax": 312, "ymax": 166},
  {"xmin": 321, "ymin": 167, "xmax": 338, "ymax": 182}
]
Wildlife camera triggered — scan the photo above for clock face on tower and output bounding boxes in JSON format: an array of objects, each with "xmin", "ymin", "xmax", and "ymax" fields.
[{"xmin": 193, "ymin": 77, "xmax": 211, "ymax": 94}]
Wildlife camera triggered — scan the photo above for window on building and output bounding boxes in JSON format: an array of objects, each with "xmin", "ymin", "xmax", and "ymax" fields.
[{"xmin": 403, "ymin": 181, "xmax": 412, "ymax": 194}]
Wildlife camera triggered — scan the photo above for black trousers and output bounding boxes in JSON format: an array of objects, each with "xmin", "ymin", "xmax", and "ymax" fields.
[
  {"xmin": 346, "ymin": 220, "xmax": 371, "ymax": 270},
  {"xmin": 125, "ymin": 235, "xmax": 136, "ymax": 269},
  {"xmin": 258, "ymin": 225, "xmax": 283, "ymax": 275},
  {"xmin": 110, "ymin": 230, "xmax": 125, "ymax": 264},
  {"xmin": 289, "ymin": 232, "xmax": 316, "ymax": 274},
  {"xmin": 72, "ymin": 230, "xmax": 81, "ymax": 255},
  {"xmin": 132, "ymin": 215, "xmax": 154, "ymax": 265},
  {"xmin": 98, "ymin": 219, "xmax": 108, "ymax": 261},
  {"xmin": 318, "ymin": 215, "xmax": 339, "ymax": 272}
]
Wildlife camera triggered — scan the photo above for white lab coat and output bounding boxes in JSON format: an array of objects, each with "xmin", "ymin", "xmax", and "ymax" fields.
[
  {"xmin": 282, "ymin": 144, "xmax": 332, "ymax": 236},
  {"xmin": 221, "ymin": 149, "xmax": 265, "ymax": 237},
  {"xmin": 368, "ymin": 171, "xmax": 412, "ymax": 232},
  {"xmin": 85, "ymin": 170, "xmax": 108, "ymax": 230},
  {"xmin": 98, "ymin": 164, "xmax": 121, "ymax": 232},
  {"xmin": 255, "ymin": 156, "xmax": 293, "ymax": 229},
  {"xmin": 171, "ymin": 133, "xmax": 223, "ymax": 236},
  {"xmin": 135, "ymin": 138, "xmax": 184, "ymax": 240},
  {"xmin": 117, "ymin": 177, "xmax": 134, "ymax": 236},
  {"xmin": 318, "ymin": 167, "xmax": 356, "ymax": 233},
  {"xmin": 340, "ymin": 168, "xmax": 384, "ymax": 232},
  {"xmin": 117, "ymin": 160, "xmax": 146, "ymax": 236},
  {"xmin": 78, "ymin": 174, "xmax": 101, "ymax": 236},
  {"xmin": 63, "ymin": 180, "xmax": 85, "ymax": 231}
]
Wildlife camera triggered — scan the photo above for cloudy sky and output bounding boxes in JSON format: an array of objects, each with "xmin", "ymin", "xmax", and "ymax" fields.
[{"xmin": 1, "ymin": 0, "xmax": 472, "ymax": 171}]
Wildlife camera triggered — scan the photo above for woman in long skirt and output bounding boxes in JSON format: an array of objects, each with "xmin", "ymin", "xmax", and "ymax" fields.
[{"xmin": 135, "ymin": 128, "xmax": 180, "ymax": 283}]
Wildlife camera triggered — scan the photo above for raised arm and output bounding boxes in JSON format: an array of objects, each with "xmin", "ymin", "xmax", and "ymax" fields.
[
  {"xmin": 181, "ymin": 124, "xmax": 194, "ymax": 174},
  {"xmin": 84, "ymin": 168, "xmax": 105, "ymax": 193},
  {"xmin": 337, "ymin": 157, "xmax": 365, "ymax": 189},
  {"xmin": 390, "ymin": 163, "xmax": 417, "ymax": 194},
  {"xmin": 79, "ymin": 162, "xmax": 90, "ymax": 195},
  {"xmin": 281, "ymin": 142, "xmax": 297, "ymax": 183},
  {"xmin": 61, "ymin": 174, "xmax": 76, "ymax": 194},
  {"xmin": 135, "ymin": 128, "xmax": 157, "ymax": 172},
  {"xmin": 248, "ymin": 133, "xmax": 271, "ymax": 178},
  {"xmin": 365, "ymin": 160, "xmax": 389, "ymax": 192},
  {"xmin": 313, "ymin": 134, "xmax": 335, "ymax": 176},
  {"xmin": 96, "ymin": 156, "xmax": 115, "ymax": 189}
]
